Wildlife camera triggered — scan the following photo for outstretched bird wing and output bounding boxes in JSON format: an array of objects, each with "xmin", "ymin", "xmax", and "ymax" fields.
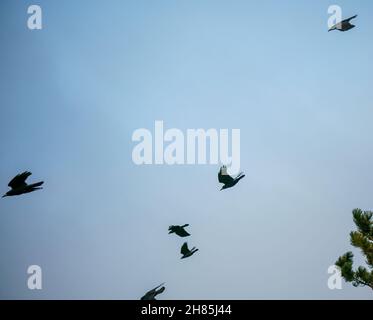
[
  {"xmin": 8, "ymin": 171, "xmax": 32, "ymax": 189},
  {"xmin": 235, "ymin": 172, "xmax": 245, "ymax": 179},
  {"xmin": 218, "ymin": 166, "xmax": 234, "ymax": 184},
  {"xmin": 344, "ymin": 14, "xmax": 357, "ymax": 22},
  {"xmin": 181, "ymin": 242, "xmax": 190, "ymax": 255},
  {"xmin": 152, "ymin": 283, "xmax": 165, "ymax": 292},
  {"xmin": 145, "ymin": 283, "xmax": 165, "ymax": 296},
  {"xmin": 156, "ymin": 286, "xmax": 165, "ymax": 295}
]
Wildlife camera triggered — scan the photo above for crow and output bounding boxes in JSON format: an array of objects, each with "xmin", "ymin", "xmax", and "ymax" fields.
[
  {"xmin": 168, "ymin": 224, "xmax": 190, "ymax": 237},
  {"xmin": 141, "ymin": 283, "xmax": 165, "ymax": 300},
  {"xmin": 2, "ymin": 171, "xmax": 44, "ymax": 198},
  {"xmin": 329, "ymin": 15, "xmax": 357, "ymax": 32},
  {"xmin": 218, "ymin": 166, "xmax": 245, "ymax": 191},
  {"xmin": 180, "ymin": 242, "xmax": 198, "ymax": 259}
]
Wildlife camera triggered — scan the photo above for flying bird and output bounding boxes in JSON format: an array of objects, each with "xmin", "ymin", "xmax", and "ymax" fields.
[
  {"xmin": 2, "ymin": 171, "xmax": 44, "ymax": 198},
  {"xmin": 329, "ymin": 15, "xmax": 357, "ymax": 32},
  {"xmin": 218, "ymin": 166, "xmax": 245, "ymax": 191},
  {"xmin": 180, "ymin": 242, "xmax": 199, "ymax": 259},
  {"xmin": 168, "ymin": 224, "xmax": 190, "ymax": 237},
  {"xmin": 141, "ymin": 283, "xmax": 165, "ymax": 300}
]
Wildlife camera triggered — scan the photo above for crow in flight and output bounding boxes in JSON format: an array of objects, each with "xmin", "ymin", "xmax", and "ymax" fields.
[
  {"xmin": 180, "ymin": 242, "xmax": 198, "ymax": 259},
  {"xmin": 168, "ymin": 224, "xmax": 190, "ymax": 237},
  {"xmin": 3, "ymin": 171, "xmax": 44, "ymax": 198},
  {"xmin": 141, "ymin": 283, "xmax": 165, "ymax": 300},
  {"xmin": 329, "ymin": 15, "xmax": 358, "ymax": 32},
  {"xmin": 218, "ymin": 166, "xmax": 245, "ymax": 191}
]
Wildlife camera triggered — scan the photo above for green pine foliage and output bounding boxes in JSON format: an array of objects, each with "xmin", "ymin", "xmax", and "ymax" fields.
[{"xmin": 336, "ymin": 209, "xmax": 373, "ymax": 290}]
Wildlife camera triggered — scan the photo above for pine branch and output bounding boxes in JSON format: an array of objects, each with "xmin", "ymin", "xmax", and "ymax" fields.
[{"xmin": 336, "ymin": 209, "xmax": 373, "ymax": 292}]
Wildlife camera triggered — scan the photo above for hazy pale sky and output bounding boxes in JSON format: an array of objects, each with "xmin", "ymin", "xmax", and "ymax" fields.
[{"xmin": 0, "ymin": 0, "xmax": 372, "ymax": 299}]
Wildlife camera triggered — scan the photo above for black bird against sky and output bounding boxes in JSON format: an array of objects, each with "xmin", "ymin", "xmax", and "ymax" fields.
[
  {"xmin": 218, "ymin": 166, "xmax": 245, "ymax": 191},
  {"xmin": 329, "ymin": 15, "xmax": 358, "ymax": 32},
  {"xmin": 141, "ymin": 283, "xmax": 165, "ymax": 300},
  {"xmin": 180, "ymin": 242, "xmax": 199, "ymax": 259},
  {"xmin": 2, "ymin": 171, "xmax": 44, "ymax": 198},
  {"xmin": 168, "ymin": 224, "xmax": 190, "ymax": 237}
]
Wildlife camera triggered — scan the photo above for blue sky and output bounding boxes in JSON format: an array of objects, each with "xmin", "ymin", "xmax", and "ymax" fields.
[{"xmin": 0, "ymin": 0, "xmax": 372, "ymax": 299}]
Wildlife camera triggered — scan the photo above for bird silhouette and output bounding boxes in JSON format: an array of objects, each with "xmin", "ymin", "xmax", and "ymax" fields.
[
  {"xmin": 141, "ymin": 283, "xmax": 165, "ymax": 300},
  {"xmin": 218, "ymin": 166, "xmax": 245, "ymax": 191},
  {"xmin": 168, "ymin": 224, "xmax": 190, "ymax": 237},
  {"xmin": 329, "ymin": 15, "xmax": 357, "ymax": 32},
  {"xmin": 2, "ymin": 171, "xmax": 44, "ymax": 198},
  {"xmin": 180, "ymin": 242, "xmax": 198, "ymax": 259}
]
